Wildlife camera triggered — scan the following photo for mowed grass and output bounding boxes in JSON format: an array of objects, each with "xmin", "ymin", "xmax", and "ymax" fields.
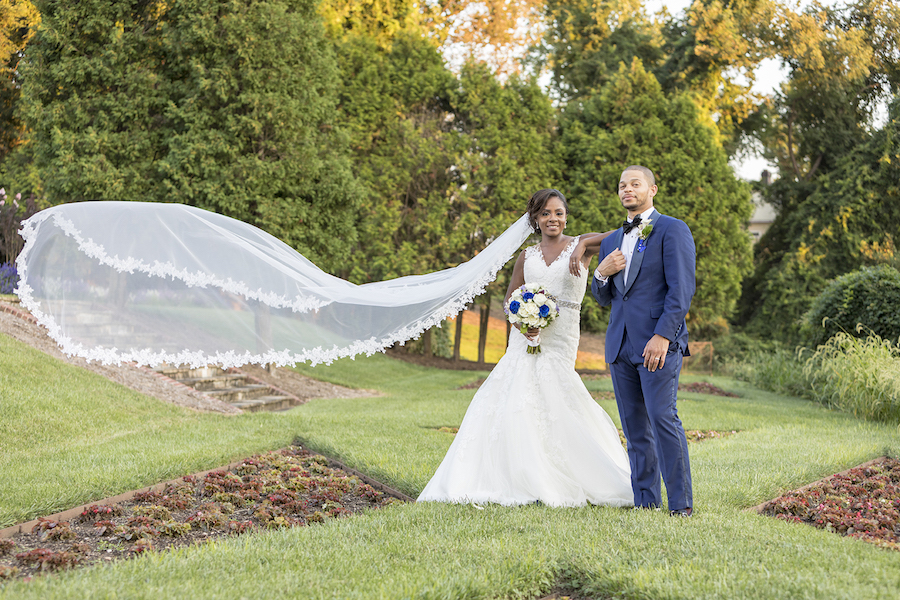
[
  {"xmin": 1, "ymin": 332, "xmax": 900, "ymax": 598},
  {"xmin": 0, "ymin": 334, "xmax": 306, "ymax": 526}
]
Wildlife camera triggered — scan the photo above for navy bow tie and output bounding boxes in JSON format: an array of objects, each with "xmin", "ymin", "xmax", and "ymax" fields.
[{"xmin": 622, "ymin": 215, "xmax": 642, "ymax": 234}]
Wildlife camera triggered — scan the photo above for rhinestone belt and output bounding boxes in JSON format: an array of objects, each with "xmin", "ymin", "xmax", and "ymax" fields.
[{"xmin": 557, "ymin": 299, "xmax": 581, "ymax": 310}]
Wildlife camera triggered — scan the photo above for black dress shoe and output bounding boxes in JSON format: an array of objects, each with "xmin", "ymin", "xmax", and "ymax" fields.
[{"xmin": 670, "ymin": 507, "xmax": 693, "ymax": 517}]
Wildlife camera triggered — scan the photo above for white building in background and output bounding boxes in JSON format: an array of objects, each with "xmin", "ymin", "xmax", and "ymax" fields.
[{"xmin": 748, "ymin": 170, "xmax": 777, "ymax": 244}]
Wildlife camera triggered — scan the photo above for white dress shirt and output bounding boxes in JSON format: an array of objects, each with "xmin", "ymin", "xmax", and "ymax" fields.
[{"xmin": 595, "ymin": 207, "xmax": 655, "ymax": 284}]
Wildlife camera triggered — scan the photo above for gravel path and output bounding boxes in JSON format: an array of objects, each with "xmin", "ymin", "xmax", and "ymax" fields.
[{"xmin": 0, "ymin": 300, "xmax": 375, "ymax": 414}]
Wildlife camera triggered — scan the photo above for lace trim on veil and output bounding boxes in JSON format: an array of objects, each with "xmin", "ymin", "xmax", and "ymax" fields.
[{"xmin": 15, "ymin": 206, "xmax": 533, "ymax": 368}]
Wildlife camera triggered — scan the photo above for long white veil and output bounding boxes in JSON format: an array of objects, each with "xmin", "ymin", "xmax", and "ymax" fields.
[{"xmin": 14, "ymin": 202, "xmax": 532, "ymax": 368}]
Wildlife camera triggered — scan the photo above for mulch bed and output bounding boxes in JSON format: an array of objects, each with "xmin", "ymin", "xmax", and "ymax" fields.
[
  {"xmin": 758, "ymin": 456, "xmax": 900, "ymax": 551},
  {"xmin": 0, "ymin": 446, "xmax": 404, "ymax": 581},
  {"xmin": 678, "ymin": 382, "xmax": 739, "ymax": 397}
]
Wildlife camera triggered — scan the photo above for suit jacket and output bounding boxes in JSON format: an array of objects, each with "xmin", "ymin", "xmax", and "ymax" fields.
[{"xmin": 591, "ymin": 209, "xmax": 696, "ymax": 362}]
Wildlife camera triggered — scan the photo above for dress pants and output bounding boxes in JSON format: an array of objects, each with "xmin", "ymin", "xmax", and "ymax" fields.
[{"xmin": 609, "ymin": 328, "xmax": 693, "ymax": 510}]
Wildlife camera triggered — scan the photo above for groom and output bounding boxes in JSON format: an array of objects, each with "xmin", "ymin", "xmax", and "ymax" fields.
[{"xmin": 591, "ymin": 165, "xmax": 696, "ymax": 516}]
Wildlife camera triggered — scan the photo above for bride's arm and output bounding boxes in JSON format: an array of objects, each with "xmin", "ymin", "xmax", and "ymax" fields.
[
  {"xmin": 504, "ymin": 250, "xmax": 539, "ymax": 340},
  {"xmin": 504, "ymin": 251, "xmax": 527, "ymax": 302},
  {"xmin": 569, "ymin": 230, "xmax": 615, "ymax": 276}
]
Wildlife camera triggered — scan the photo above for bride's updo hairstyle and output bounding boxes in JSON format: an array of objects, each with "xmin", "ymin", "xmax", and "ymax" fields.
[{"xmin": 527, "ymin": 188, "xmax": 568, "ymax": 232}]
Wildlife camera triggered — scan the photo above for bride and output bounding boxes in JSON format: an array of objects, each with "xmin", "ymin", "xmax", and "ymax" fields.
[{"xmin": 417, "ymin": 189, "xmax": 633, "ymax": 507}]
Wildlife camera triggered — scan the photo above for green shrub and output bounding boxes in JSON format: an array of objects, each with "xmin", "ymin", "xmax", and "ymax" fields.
[
  {"xmin": 730, "ymin": 346, "xmax": 810, "ymax": 399},
  {"xmin": 710, "ymin": 332, "xmax": 784, "ymax": 375},
  {"xmin": 803, "ymin": 330, "xmax": 900, "ymax": 424},
  {"xmin": 801, "ymin": 264, "xmax": 900, "ymax": 348},
  {"xmin": 733, "ymin": 329, "xmax": 900, "ymax": 424}
]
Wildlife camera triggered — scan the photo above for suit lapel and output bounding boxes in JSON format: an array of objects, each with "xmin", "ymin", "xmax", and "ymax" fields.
[
  {"xmin": 612, "ymin": 228, "xmax": 626, "ymax": 296},
  {"xmin": 623, "ymin": 210, "xmax": 660, "ymax": 294}
]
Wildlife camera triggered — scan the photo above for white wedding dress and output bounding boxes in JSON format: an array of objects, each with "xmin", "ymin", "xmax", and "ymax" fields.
[{"xmin": 417, "ymin": 238, "xmax": 633, "ymax": 507}]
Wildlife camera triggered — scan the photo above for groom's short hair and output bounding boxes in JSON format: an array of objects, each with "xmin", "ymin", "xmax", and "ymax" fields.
[{"xmin": 622, "ymin": 165, "xmax": 656, "ymax": 187}]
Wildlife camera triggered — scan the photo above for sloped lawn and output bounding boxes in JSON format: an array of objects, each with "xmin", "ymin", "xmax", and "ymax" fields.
[{"xmin": 1, "ymin": 333, "xmax": 899, "ymax": 599}]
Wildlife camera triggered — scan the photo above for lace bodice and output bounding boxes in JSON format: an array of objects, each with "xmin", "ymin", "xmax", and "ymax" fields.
[
  {"xmin": 523, "ymin": 237, "xmax": 587, "ymax": 306},
  {"xmin": 510, "ymin": 236, "xmax": 586, "ymax": 365}
]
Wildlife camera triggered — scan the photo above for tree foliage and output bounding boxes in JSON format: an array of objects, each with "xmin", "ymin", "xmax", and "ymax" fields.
[
  {"xmin": 20, "ymin": 0, "xmax": 360, "ymax": 271},
  {"xmin": 428, "ymin": 0, "xmax": 547, "ymax": 77},
  {"xmin": 335, "ymin": 32, "xmax": 557, "ymax": 285},
  {"xmin": 11, "ymin": 0, "xmax": 898, "ymax": 349},
  {"xmin": 319, "ymin": 0, "xmax": 422, "ymax": 48},
  {"xmin": 543, "ymin": 0, "xmax": 663, "ymax": 101},
  {"xmin": 0, "ymin": 0, "xmax": 39, "ymax": 162},
  {"xmin": 334, "ymin": 32, "xmax": 460, "ymax": 281},
  {"xmin": 558, "ymin": 59, "xmax": 753, "ymax": 337},
  {"xmin": 737, "ymin": 99, "xmax": 900, "ymax": 341}
]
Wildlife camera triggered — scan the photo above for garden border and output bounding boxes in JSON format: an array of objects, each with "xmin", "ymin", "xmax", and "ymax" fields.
[
  {"xmin": 0, "ymin": 297, "xmax": 36, "ymax": 324},
  {"xmin": 0, "ymin": 445, "xmax": 413, "ymax": 539},
  {"xmin": 746, "ymin": 455, "xmax": 889, "ymax": 514}
]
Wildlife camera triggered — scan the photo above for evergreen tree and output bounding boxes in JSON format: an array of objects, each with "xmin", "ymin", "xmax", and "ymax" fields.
[
  {"xmin": 20, "ymin": 0, "xmax": 360, "ymax": 271},
  {"xmin": 449, "ymin": 62, "xmax": 559, "ymax": 274},
  {"xmin": 334, "ymin": 30, "xmax": 557, "ymax": 359},
  {"xmin": 335, "ymin": 32, "xmax": 557, "ymax": 283},
  {"xmin": 334, "ymin": 32, "xmax": 460, "ymax": 282},
  {"xmin": 559, "ymin": 58, "xmax": 753, "ymax": 337}
]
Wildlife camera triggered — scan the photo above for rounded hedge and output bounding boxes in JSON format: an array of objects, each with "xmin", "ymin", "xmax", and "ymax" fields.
[{"xmin": 801, "ymin": 264, "xmax": 900, "ymax": 347}]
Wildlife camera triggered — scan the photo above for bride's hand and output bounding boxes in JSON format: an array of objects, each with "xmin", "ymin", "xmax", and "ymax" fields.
[
  {"xmin": 569, "ymin": 242, "xmax": 586, "ymax": 276},
  {"xmin": 525, "ymin": 327, "xmax": 540, "ymax": 340}
]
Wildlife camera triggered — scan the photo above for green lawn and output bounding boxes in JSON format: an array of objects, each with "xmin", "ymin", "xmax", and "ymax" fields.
[{"xmin": 1, "ymin": 332, "xmax": 899, "ymax": 599}]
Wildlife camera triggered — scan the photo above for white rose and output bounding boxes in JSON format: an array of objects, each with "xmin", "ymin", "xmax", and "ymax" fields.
[
  {"xmin": 533, "ymin": 293, "xmax": 547, "ymax": 304},
  {"xmin": 519, "ymin": 303, "xmax": 538, "ymax": 318}
]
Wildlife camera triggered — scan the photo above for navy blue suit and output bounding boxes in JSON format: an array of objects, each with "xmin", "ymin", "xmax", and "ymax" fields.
[{"xmin": 591, "ymin": 209, "xmax": 696, "ymax": 510}]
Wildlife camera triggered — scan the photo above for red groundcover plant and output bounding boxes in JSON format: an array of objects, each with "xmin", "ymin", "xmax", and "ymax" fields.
[
  {"xmin": 0, "ymin": 446, "xmax": 402, "ymax": 580},
  {"xmin": 761, "ymin": 457, "xmax": 900, "ymax": 551}
]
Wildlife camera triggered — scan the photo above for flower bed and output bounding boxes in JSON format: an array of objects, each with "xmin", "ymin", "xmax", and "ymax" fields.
[
  {"xmin": 0, "ymin": 446, "xmax": 401, "ymax": 580},
  {"xmin": 760, "ymin": 457, "xmax": 900, "ymax": 551}
]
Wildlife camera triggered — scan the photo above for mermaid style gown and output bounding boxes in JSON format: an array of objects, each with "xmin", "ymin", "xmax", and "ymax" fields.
[{"xmin": 417, "ymin": 238, "xmax": 633, "ymax": 507}]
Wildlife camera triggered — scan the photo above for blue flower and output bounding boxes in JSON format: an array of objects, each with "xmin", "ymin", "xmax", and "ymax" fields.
[
  {"xmin": 508, "ymin": 300, "xmax": 520, "ymax": 314},
  {"xmin": 0, "ymin": 262, "xmax": 18, "ymax": 295},
  {"xmin": 539, "ymin": 304, "xmax": 550, "ymax": 318},
  {"xmin": 522, "ymin": 291, "xmax": 534, "ymax": 301}
]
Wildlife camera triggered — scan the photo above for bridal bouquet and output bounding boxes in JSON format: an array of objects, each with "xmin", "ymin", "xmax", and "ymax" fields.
[{"xmin": 505, "ymin": 283, "xmax": 560, "ymax": 354}]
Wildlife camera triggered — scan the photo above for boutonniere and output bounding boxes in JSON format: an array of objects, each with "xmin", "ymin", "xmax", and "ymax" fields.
[{"xmin": 636, "ymin": 219, "xmax": 653, "ymax": 253}]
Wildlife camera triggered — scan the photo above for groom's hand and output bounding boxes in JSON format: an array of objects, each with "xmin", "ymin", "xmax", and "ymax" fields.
[
  {"xmin": 643, "ymin": 334, "xmax": 670, "ymax": 372},
  {"xmin": 595, "ymin": 249, "xmax": 625, "ymax": 279}
]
